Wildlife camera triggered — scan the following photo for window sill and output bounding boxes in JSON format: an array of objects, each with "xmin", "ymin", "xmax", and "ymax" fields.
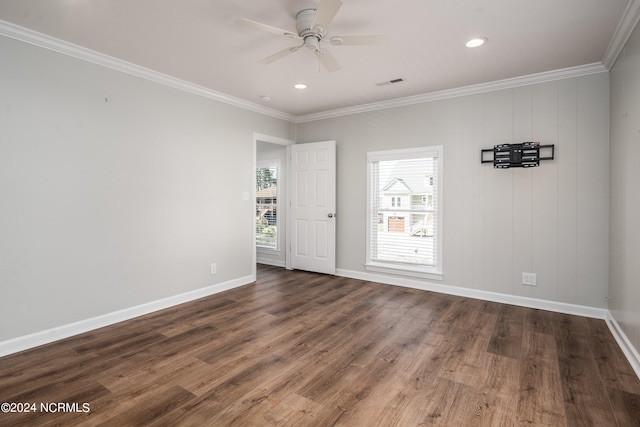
[
  {"xmin": 257, "ymin": 247, "xmax": 280, "ymax": 254},
  {"xmin": 365, "ymin": 262, "xmax": 443, "ymax": 281}
]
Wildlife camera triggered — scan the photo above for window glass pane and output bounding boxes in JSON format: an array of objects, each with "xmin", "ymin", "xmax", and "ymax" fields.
[
  {"xmin": 368, "ymin": 152, "xmax": 439, "ymax": 269},
  {"xmin": 256, "ymin": 166, "xmax": 278, "ymax": 249}
]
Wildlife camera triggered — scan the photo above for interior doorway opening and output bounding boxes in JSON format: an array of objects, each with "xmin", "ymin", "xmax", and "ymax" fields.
[{"xmin": 253, "ymin": 134, "xmax": 294, "ymax": 280}]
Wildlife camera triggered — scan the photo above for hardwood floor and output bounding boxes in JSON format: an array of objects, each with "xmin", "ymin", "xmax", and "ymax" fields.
[{"xmin": 1, "ymin": 264, "xmax": 639, "ymax": 426}]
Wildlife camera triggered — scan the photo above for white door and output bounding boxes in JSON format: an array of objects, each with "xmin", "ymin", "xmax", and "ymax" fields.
[{"xmin": 290, "ymin": 141, "xmax": 336, "ymax": 274}]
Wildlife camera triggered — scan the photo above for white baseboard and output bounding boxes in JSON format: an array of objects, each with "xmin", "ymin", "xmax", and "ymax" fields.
[
  {"xmin": 336, "ymin": 268, "xmax": 640, "ymax": 380},
  {"xmin": 0, "ymin": 275, "xmax": 253, "ymax": 357},
  {"xmin": 335, "ymin": 268, "xmax": 608, "ymax": 319},
  {"xmin": 5, "ymin": 268, "xmax": 638, "ymax": 381},
  {"xmin": 605, "ymin": 313, "xmax": 640, "ymax": 379}
]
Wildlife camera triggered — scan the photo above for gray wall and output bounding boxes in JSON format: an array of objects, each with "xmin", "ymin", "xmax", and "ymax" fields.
[
  {"xmin": 297, "ymin": 73, "xmax": 610, "ymax": 308},
  {"xmin": 0, "ymin": 36, "xmax": 294, "ymax": 341},
  {"xmin": 610, "ymin": 20, "xmax": 640, "ymax": 357}
]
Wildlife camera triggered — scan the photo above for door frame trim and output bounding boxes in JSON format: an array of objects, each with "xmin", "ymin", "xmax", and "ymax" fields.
[{"xmin": 253, "ymin": 133, "xmax": 295, "ymax": 280}]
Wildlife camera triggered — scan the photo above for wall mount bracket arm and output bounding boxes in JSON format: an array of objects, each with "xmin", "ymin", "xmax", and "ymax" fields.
[{"xmin": 481, "ymin": 142, "xmax": 555, "ymax": 168}]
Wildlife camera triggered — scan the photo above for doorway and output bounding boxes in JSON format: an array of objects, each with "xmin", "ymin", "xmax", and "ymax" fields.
[
  {"xmin": 252, "ymin": 135, "xmax": 337, "ymax": 279},
  {"xmin": 253, "ymin": 134, "xmax": 294, "ymax": 279}
]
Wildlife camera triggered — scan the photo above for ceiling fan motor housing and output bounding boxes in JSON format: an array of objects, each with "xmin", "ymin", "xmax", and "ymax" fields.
[
  {"xmin": 237, "ymin": 0, "xmax": 388, "ymax": 73},
  {"xmin": 297, "ymin": 9, "xmax": 321, "ymax": 49}
]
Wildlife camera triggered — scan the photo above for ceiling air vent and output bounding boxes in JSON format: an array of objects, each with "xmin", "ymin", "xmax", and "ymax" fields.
[{"xmin": 377, "ymin": 78, "xmax": 405, "ymax": 86}]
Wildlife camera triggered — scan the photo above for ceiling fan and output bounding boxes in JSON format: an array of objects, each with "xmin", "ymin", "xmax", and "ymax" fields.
[{"xmin": 236, "ymin": 0, "xmax": 389, "ymax": 72}]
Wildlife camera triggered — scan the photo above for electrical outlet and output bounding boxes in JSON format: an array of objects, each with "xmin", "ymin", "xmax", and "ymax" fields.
[
  {"xmin": 210, "ymin": 263, "xmax": 217, "ymax": 275},
  {"xmin": 522, "ymin": 272, "xmax": 536, "ymax": 286}
]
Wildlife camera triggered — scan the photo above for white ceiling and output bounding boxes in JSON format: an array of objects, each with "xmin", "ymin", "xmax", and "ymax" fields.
[{"xmin": 0, "ymin": 0, "xmax": 636, "ymax": 118}]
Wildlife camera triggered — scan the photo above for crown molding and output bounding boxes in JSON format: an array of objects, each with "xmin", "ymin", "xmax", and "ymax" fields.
[
  {"xmin": 294, "ymin": 62, "xmax": 608, "ymax": 123},
  {"xmin": 0, "ymin": 18, "xmax": 617, "ymax": 126},
  {"xmin": 603, "ymin": 0, "xmax": 640, "ymax": 69},
  {"xmin": 0, "ymin": 20, "xmax": 296, "ymax": 123}
]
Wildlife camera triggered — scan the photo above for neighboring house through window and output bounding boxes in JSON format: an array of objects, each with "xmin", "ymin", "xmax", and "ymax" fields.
[{"xmin": 366, "ymin": 146, "xmax": 443, "ymax": 279}]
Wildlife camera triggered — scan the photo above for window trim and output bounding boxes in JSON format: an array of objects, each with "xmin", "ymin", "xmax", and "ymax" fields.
[
  {"xmin": 256, "ymin": 159, "xmax": 280, "ymax": 252},
  {"xmin": 365, "ymin": 146, "xmax": 443, "ymax": 280}
]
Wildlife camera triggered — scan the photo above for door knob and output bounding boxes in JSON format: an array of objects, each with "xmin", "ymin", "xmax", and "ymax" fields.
[{"xmin": 328, "ymin": 213, "xmax": 334, "ymax": 218}]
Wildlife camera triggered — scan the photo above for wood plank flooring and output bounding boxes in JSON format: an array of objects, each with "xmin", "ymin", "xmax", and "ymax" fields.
[{"xmin": 1, "ymin": 264, "xmax": 639, "ymax": 426}]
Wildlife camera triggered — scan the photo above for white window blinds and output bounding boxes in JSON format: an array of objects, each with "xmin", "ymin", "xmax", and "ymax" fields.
[
  {"xmin": 256, "ymin": 163, "xmax": 278, "ymax": 250},
  {"xmin": 366, "ymin": 146, "xmax": 443, "ymax": 278}
]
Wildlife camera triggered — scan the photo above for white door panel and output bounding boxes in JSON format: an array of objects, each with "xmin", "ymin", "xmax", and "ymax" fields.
[
  {"xmin": 290, "ymin": 141, "xmax": 336, "ymax": 274},
  {"xmin": 295, "ymin": 219, "xmax": 309, "ymax": 256}
]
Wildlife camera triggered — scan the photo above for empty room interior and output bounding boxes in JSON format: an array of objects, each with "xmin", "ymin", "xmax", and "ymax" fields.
[{"xmin": 1, "ymin": 0, "xmax": 640, "ymax": 425}]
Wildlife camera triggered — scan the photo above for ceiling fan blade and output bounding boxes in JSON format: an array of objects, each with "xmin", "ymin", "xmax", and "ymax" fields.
[
  {"xmin": 236, "ymin": 18, "xmax": 298, "ymax": 38},
  {"xmin": 329, "ymin": 34, "xmax": 390, "ymax": 46},
  {"xmin": 315, "ymin": 48, "xmax": 341, "ymax": 72},
  {"xmin": 311, "ymin": 0, "xmax": 343, "ymax": 34},
  {"xmin": 259, "ymin": 46, "xmax": 301, "ymax": 65}
]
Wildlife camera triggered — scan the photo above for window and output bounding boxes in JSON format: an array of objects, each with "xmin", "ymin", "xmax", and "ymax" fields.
[
  {"xmin": 366, "ymin": 146, "xmax": 443, "ymax": 279},
  {"xmin": 256, "ymin": 161, "xmax": 279, "ymax": 250}
]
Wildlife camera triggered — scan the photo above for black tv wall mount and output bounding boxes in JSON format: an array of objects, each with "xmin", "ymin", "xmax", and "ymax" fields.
[{"xmin": 481, "ymin": 142, "xmax": 555, "ymax": 168}]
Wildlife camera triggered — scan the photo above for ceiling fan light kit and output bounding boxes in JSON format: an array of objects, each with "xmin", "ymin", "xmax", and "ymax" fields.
[{"xmin": 236, "ymin": 0, "xmax": 389, "ymax": 73}]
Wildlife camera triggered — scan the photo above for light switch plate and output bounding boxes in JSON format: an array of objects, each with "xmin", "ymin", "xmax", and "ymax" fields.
[{"xmin": 522, "ymin": 272, "xmax": 536, "ymax": 286}]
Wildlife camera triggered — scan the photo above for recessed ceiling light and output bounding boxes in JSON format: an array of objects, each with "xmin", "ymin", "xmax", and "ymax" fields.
[
  {"xmin": 294, "ymin": 83, "xmax": 308, "ymax": 90},
  {"xmin": 466, "ymin": 37, "xmax": 487, "ymax": 48}
]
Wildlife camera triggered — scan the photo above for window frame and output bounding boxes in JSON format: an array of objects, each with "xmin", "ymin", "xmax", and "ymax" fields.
[
  {"xmin": 256, "ymin": 159, "xmax": 280, "ymax": 252},
  {"xmin": 365, "ymin": 146, "xmax": 443, "ymax": 280}
]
